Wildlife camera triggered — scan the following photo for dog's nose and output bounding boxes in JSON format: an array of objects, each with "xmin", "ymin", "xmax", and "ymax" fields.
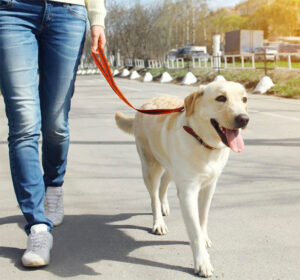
[{"xmin": 235, "ymin": 114, "xmax": 249, "ymax": 128}]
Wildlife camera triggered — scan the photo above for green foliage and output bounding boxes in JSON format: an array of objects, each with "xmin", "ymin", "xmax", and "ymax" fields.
[
  {"xmin": 212, "ymin": 15, "xmax": 248, "ymax": 34},
  {"xmin": 271, "ymin": 77, "xmax": 300, "ymax": 98},
  {"xmin": 106, "ymin": 0, "xmax": 300, "ymax": 60},
  {"xmin": 247, "ymin": 0, "xmax": 300, "ymax": 37}
]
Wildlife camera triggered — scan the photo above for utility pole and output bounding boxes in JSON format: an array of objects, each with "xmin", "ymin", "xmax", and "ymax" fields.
[
  {"xmin": 192, "ymin": 0, "xmax": 196, "ymax": 44},
  {"xmin": 186, "ymin": 0, "xmax": 190, "ymax": 44}
]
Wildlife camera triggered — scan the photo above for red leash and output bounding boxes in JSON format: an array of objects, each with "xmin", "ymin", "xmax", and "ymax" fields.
[{"xmin": 91, "ymin": 41, "xmax": 184, "ymax": 115}]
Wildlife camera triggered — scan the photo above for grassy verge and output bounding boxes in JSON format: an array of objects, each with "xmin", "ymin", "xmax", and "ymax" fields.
[
  {"xmin": 145, "ymin": 67, "xmax": 300, "ymax": 99},
  {"xmin": 267, "ymin": 71, "xmax": 300, "ymax": 98}
]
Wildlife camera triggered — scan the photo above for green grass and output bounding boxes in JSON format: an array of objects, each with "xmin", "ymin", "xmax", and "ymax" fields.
[
  {"xmin": 144, "ymin": 67, "xmax": 300, "ymax": 99},
  {"xmin": 269, "ymin": 77, "xmax": 300, "ymax": 98}
]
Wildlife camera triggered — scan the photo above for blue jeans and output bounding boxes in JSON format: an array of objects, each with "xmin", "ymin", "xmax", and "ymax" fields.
[{"xmin": 0, "ymin": 0, "xmax": 86, "ymax": 234}]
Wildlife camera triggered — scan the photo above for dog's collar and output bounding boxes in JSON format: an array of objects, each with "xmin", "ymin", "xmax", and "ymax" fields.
[{"xmin": 183, "ymin": 126, "xmax": 216, "ymax": 150}]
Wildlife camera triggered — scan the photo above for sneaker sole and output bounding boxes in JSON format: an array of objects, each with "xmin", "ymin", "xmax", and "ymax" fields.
[
  {"xmin": 53, "ymin": 220, "xmax": 63, "ymax": 227},
  {"xmin": 22, "ymin": 260, "xmax": 49, "ymax": 267}
]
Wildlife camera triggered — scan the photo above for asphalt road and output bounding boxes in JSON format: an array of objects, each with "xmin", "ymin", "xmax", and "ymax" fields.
[{"xmin": 0, "ymin": 76, "xmax": 300, "ymax": 280}]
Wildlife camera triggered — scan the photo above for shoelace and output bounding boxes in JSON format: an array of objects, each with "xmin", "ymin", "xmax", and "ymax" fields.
[
  {"xmin": 46, "ymin": 193, "xmax": 62, "ymax": 213},
  {"xmin": 29, "ymin": 232, "xmax": 50, "ymax": 250}
]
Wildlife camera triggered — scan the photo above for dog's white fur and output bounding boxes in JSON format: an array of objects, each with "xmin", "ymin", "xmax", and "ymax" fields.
[{"xmin": 115, "ymin": 81, "xmax": 248, "ymax": 277}]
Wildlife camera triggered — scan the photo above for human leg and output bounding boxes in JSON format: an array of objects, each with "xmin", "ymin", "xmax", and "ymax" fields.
[{"xmin": 0, "ymin": 1, "xmax": 52, "ymax": 234}]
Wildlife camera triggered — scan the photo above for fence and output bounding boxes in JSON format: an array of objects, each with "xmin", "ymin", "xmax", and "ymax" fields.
[
  {"xmin": 148, "ymin": 60, "xmax": 163, "ymax": 69},
  {"xmin": 125, "ymin": 59, "xmax": 133, "ymax": 67},
  {"xmin": 77, "ymin": 53, "xmax": 300, "ymax": 75},
  {"xmin": 134, "ymin": 59, "xmax": 145, "ymax": 68},
  {"xmin": 166, "ymin": 58, "xmax": 185, "ymax": 69}
]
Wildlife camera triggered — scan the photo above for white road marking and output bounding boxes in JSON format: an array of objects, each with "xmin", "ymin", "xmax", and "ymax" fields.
[{"xmin": 250, "ymin": 110, "xmax": 300, "ymax": 122}]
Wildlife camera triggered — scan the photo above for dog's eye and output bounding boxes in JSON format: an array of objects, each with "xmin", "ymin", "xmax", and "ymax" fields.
[
  {"xmin": 216, "ymin": 95, "xmax": 227, "ymax": 102},
  {"xmin": 242, "ymin": 97, "xmax": 248, "ymax": 103}
]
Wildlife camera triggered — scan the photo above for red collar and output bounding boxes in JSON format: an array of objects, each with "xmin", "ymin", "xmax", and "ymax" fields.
[{"xmin": 183, "ymin": 126, "xmax": 216, "ymax": 150}]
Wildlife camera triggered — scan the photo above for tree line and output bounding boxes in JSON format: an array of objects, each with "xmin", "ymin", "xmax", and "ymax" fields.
[{"xmin": 103, "ymin": 0, "xmax": 300, "ymax": 60}]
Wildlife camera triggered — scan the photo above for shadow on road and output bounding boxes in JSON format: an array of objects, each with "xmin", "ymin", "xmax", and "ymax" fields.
[
  {"xmin": 245, "ymin": 138, "xmax": 300, "ymax": 147},
  {"xmin": 1, "ymin": 138, "xmax": 300, "ymax": 146},
  {"xmin": 0, "ymin": 213, "xmax": 191, "ymax": 277}
]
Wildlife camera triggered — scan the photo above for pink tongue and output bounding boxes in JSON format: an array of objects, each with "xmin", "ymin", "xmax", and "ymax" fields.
[{"xmin": 224, "ymin": 129, "xmax": 244, "ymax": 153}]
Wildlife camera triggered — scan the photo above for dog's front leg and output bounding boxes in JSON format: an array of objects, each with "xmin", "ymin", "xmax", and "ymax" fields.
[
  {"xmin": 177, "ymin": 182, "xmax": 214, "ymax": 278},
  {"xmin": 198, "ymin": 180, "xmax": 217, "ymax": 248}
]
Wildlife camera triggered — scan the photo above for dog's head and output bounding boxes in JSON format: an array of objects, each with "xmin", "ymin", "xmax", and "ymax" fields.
[{"xmin": 184, "ymin": 81, "xmax": 249, "ymax": 153}]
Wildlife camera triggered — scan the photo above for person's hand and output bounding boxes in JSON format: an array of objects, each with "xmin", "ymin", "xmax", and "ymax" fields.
[{"xmin": 91, "ymin": 25, "xmax": 106, "ymax": 53}]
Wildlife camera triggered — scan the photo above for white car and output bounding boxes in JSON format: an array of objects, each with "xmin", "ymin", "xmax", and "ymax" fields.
[{"xmin": 254, "ymin": 47, "xmax": 278, "ymax": 61}]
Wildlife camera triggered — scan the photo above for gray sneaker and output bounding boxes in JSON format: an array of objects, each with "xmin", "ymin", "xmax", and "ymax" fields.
[
  {"xmin": 45, "ymin": 186, "xmax": 64, "ymax": 226},
  {"xmin": 22, "ymin": 224, "xmax": 53, "ymax": 267}
]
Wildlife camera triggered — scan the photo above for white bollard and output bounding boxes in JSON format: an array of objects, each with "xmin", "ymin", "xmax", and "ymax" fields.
[
  {"xmin": 253, "ymin": 76, "xmax": 274, "ymax": 94},
  {"xmin": 113, "ymin": 69, "xmax": 120, "ymax": 76},
  {"xmin": 120, "ymin": 69, "xmax": 130, "ymax": 77},
  {"xmin": 160, "ymin": 72, "xmax": 173, "ymax": 83},
  {"xmin": 143, "ymin": 72, "xmax": 153, "ymax": 82},
  {"xmin": 182, "ymin": 72, "xmax": 197, "ymax": 85},
  {"xmin": 214, "ymin": 75, "xmax": 226, "ymax": 82},
  {"xmin": 130, "ymin": 70, "xmax": 140, "ymax": 80}
]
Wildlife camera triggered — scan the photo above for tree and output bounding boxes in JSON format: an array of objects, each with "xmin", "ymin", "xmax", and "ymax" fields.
[{"xmin": 248, "ymin": 0, "xmax": 300, "ymax": 37}]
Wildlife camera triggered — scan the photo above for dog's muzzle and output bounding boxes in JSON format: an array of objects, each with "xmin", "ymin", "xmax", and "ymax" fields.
[{"xmin": 235, "ymin": 114, "xmax": 249, "ymax": 129}]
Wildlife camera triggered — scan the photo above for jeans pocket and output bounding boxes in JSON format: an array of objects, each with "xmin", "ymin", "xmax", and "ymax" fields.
[
  {"xmin": 0, "ymin": 0, "xmax": 13, "ymax": 9},
  {"xmin": 68, "ymin": 5, "xmax": 87, "ymax": 21}
]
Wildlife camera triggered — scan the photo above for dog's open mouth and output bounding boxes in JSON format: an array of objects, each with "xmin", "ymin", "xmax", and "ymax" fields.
[{"xmin": 211, "ymin": 119, "xmax": 244, "ymax": 153}]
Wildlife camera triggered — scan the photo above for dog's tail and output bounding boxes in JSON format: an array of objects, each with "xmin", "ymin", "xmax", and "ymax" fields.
[{"xmin": 115, "ymin": 112, "xmax": 134, "ymax": 135}]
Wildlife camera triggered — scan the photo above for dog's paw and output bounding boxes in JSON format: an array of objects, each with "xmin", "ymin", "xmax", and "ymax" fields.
[
  {"xmin": 205, "ymin": 236, "xmax": 213, "ymax": 248},
  {"xmin": 161, "ymin": 201, "xmax": 170, "ymax": 216},
  {"xmin": 194, "ymin": 256, "xmax": 214, "ymax": 278},
  {"xmin": 152, "ymin": 221, "xmax": 168, "ymax": 235}
]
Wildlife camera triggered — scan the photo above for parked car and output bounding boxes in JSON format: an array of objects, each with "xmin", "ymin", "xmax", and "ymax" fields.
[
  {"xmin": 193, "ymin": 52, "xmax": 210, "ymax": 62},
  {"xmin": 278, "ymin": 44, "xmax": 300, "ymax": 62},
  {"xmin": 254, "ymin": 46, "xmax": 278, "ymax": 61},
  {"xmin": 177, "ymin": 45, "xmax": 208, "ymax": 61},
  {"xmin": 166, "ymin": 49, "xmax": 178, "ymax": 60}
]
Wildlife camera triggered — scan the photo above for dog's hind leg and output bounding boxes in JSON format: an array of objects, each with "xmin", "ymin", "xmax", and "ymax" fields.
[
  {"xmin": 159, "ymin": 171, "xmax": 171, "ymax": 216},
  {"xmin": 137, "ymin": 143, "xmax": 168, "ymax": 235},
  {"xmin": 198, "ymin": 180, "xmax": 217, "ymax": 248}
]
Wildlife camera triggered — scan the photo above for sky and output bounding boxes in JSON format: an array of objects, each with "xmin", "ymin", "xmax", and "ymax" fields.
[{"xmin": 111, "ymin": 0, "xmax": 243, "ymax": 10}]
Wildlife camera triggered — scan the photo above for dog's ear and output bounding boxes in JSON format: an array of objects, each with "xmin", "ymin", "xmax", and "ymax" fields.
[{"xmin": 184, "ymin": 90, "xmax": 204, "ymax": 117}]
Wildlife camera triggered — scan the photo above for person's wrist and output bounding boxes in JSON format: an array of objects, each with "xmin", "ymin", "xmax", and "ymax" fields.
[
  {"xmin": 91, "ymin": 24, "xmax": 105, "ymax": 28},
  {"xmin": 91, "ymin": 25, "xmax": 106, "ymax": 51}
]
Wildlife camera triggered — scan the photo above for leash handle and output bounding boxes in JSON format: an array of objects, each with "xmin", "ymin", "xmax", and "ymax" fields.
[{"xmin": 91, "ymin": 41, "xmax": 185, "ymax": 115}]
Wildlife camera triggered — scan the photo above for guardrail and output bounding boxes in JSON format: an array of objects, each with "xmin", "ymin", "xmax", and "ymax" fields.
[
  {"xmin": 76, "ymin": 53, "xmax": 300, "ymax": 75},
  {"xmin": 148, "ymin": 60, "xmax": 163, "ymax": 69},
  {"xmin": 125, "ymin": 59, "xmax": 133, "ymax": 67},
  {"xmin": 223, "ymin": 54, "xmax": 256, "ymax": 69},
  {"xmin": 276, "ymin": 53, "xmax": 299, "ymax": 70},
  {"xmin": 134, "ymin": 59, "xmax": 145, "ymax": 68},
  {"xmin": 166, "ymin": 58, "xmax": 185, "ymax": 69}
]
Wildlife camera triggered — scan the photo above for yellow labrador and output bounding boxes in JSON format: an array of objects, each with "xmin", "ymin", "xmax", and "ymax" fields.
[{"xmin": 115, "ymin": 80, "xmax": 249, "ymax": 277}]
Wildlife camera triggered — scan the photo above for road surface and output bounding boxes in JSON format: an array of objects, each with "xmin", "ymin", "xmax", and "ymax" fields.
[{"xmin": 0, "ymin": 76, "xmax": 300, "ymax": 280}]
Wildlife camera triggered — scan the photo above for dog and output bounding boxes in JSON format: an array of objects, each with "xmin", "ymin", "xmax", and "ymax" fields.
[{"xmin": 115, "ymin": 80, "xmax": 249, "ymax": 277}]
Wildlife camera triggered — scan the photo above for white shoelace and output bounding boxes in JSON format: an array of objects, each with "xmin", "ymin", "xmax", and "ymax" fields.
[
  {"xmin": 45, "ymin": 190, "xmax": 63, "ymax": 214},
  {"xmin": 29, "ymin": 232, "xmax": 51, "ymax": 251}
]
